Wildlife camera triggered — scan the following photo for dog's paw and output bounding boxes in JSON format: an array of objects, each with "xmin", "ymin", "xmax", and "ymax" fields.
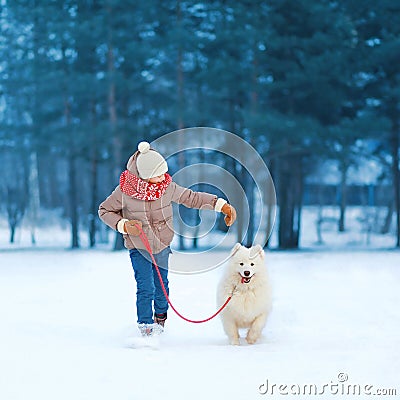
[
  {"xmin": 246, "ymin": 334, "xmax": 259, "ymax": 345},
  {"xmin": 229, "ymin": 337, "xmax": 240, "ymax": 346}
]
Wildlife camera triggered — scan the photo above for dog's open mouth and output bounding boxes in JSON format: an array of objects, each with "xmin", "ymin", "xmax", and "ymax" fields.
[{"xmin": 239, "ymin": 274, "xmax": 254, "ymax": 284}]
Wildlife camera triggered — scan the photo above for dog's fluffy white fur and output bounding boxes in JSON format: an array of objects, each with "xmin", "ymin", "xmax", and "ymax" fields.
[{"xmin": 217, "ymin": 243, "xmax": 272, "ymax": 345}]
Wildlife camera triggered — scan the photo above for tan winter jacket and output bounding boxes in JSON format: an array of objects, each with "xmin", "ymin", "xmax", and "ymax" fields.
[{"xmin": 98, "ymin": 151, "xmax": 227, "ymax": 253}]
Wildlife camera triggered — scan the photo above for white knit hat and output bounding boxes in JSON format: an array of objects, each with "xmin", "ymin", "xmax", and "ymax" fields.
[{"xmin": 136, "ymin": 141, "xmax": 168, "ymax": 179}]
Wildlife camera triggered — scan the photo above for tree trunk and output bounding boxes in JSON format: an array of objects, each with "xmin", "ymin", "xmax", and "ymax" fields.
[
  {"xmin": 226, "ymin": 113, "xmax": 244, "ymax": 244},
  {"xmin": 243, "ymin": 43, "xmax": 259, "ymax": 247},
  {"xmin": 47, "ymin": 152, "xmax": 60, "ymax": 208},
  {"xmin": 192, "ymin": 149, "xmax": 206, "ymax": 248},
  {"xmin": 89, "ymin": 101, "xmax": 98, "ymax": 248},
  {"xmin": 380, "ymin": 200, "xmax": 393, "ymax": 234},
  {"xmin": 68, "ymin": 153, "xmax": 79, "ymax": 249},
  {"xmin": 277, "ymin": 154, "xmax": 302, "ymax": 249},
  {"xmin": 65, "ymin": 99, "xmax": 80, "ymax": 249},
  {"xmin": 7, "ymin": 186, "xmax": 25, "ymax": 244},
  {"xmin": 106, "ymin": 3, "xmax": 123, "ymax": 251},
  {"xmin": 390, "ymin": 119, "xmax": 400, "ymax": 247},
  {"xmin": 242, "ymin": 167, "xmax": 255, "ymax": 247},
  {"xmin": 177, "ymin": 136, "xmax": 186, "ymax": 250},
  {"xmin": 10, "ymin": 226, "xmax": 16, "ymax": 244},
  {"xmin": 338, "ymin": 162, "xmax": 348, "ymax": 232},
  {"xmin": 29, "ymin": 2, "xmax": 40, "ymax": 245},
  {"xmin": 263, "ymin": 189, "xmax": 275, "ymax": 248},
  {"xmin": 316, "ymin": 184, "xmax": 325, "ymax": 245},
  {"xmin": 28, "ymin": 152, "xmax": 40, "ymax": 245},
  {"xmin": 176, "ymin": 0, "xmax": 186, "ymax": 251},
  {"xmin": 263, "ymin": 160, "xmax": 275, "ymax": 248},
  {"xmin": 294, "ymin": 158, "xmax": 303, "ymax": 245}
]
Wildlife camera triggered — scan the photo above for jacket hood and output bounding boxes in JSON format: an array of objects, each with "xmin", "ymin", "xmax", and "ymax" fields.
[{"xmin": 126, "ymin": 151, "xmax": 140, "ymax": 176}]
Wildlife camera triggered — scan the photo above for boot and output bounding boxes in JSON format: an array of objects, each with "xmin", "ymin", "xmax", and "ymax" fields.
[
  {"xmin": 138, "ymin": 322, "xmax": 164, "ymax": 337},
  {"xmin": 154, "ymin": 312, "xmax": 167, "ymax": 328},
  {"xmin": 138, "ymin": 323, "xmax": 154, "ymax": 337}
]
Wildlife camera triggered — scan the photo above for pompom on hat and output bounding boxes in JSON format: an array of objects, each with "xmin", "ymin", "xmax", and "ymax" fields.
[{"xmin": 136, "ymin": 141, "xmax": 168, "ymax": 179}]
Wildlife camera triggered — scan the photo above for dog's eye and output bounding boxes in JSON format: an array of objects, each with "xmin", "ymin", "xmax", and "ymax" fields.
[
  {"xmin": 250, "ymin": 263, "xmax": 254, "ymax": 266},
  {"xmin": 239, "ymin": 262, "xmax": 244, "ymax": 266}
]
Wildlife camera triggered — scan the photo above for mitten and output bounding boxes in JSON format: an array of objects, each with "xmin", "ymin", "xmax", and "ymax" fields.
[
  {"xmin": 124, "ymin": 220, "xmax": 143, "ymax": 236},
  {"xmin": 221, "ymin": 204, "xmax": 237, "ymax": 227}
]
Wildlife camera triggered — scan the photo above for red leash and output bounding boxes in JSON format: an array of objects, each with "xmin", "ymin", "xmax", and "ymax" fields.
[{"xmin": 135, "ymin": 224, "xmax": 233, "ymax": 324}]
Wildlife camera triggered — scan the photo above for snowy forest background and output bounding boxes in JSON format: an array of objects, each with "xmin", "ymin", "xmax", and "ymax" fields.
[
  {"xmin": 0, "ymin": 0, "xmax": 399, "ymax": 250},
  {"xmin": 1, "ymin": 3, "xmax": 399, "ymax": 399}
]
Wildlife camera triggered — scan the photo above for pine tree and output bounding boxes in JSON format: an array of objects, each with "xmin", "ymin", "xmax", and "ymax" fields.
[{"xmin": 261, "ymin": 0, "xmax": 357, "ymax": 248}]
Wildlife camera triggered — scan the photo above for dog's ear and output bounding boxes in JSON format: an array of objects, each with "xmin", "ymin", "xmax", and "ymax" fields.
[
  {"xmin": 249, "ymin": 244, "xmax": 264, "ymax": 260},
  {"xmin": 230, "ymin": 243, "xmax": 242, "ymax": 256}
]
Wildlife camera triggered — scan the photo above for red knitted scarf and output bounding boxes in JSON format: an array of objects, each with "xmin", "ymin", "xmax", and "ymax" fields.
[{"xmin": 119, "ymin": 170, "xmax": 172, "ymax": 201}]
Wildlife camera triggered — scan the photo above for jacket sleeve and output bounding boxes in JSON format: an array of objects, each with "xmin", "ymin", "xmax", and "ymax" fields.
[
  {"xmin": 98, "ymin": 186, "xmax": 124, "ymax": 231},
  {"xmin": 170, "ymin": 182, "xmax": 217, "ymax": 210}
]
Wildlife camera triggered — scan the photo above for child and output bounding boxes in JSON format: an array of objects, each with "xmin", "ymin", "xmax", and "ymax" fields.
[{"xmin": 98, "ymin": 141, "xmax": 237, "ymax": 336}]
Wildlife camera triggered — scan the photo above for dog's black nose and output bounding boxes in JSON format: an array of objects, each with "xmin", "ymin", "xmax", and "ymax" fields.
[{"xmin": 244, "ymin": 270, "xmax": 250, "ymax": 277}]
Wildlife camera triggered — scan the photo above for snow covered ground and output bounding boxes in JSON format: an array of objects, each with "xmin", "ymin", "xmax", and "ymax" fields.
[{"xmin": 0, "ymin": 249, "xmax": 399, "ymax": 400}]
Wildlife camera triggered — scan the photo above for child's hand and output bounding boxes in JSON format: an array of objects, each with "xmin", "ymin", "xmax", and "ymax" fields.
[
  {"xmin": 221, "ymin": 204, "xmax": 237, "ymax": 227},
  {"xmin": 124, "ymin": 220, "xmax": 143, "ymax": 236}
]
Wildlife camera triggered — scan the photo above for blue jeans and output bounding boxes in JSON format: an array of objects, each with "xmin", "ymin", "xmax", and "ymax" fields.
[{"xmin": 129, "ymin": 247, "xmax": 171, "ymax": 324}]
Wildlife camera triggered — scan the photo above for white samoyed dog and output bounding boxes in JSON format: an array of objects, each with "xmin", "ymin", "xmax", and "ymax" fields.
[{"xmin": 217, "ymin": 243, "xmax": 272, "ymax": 345}]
